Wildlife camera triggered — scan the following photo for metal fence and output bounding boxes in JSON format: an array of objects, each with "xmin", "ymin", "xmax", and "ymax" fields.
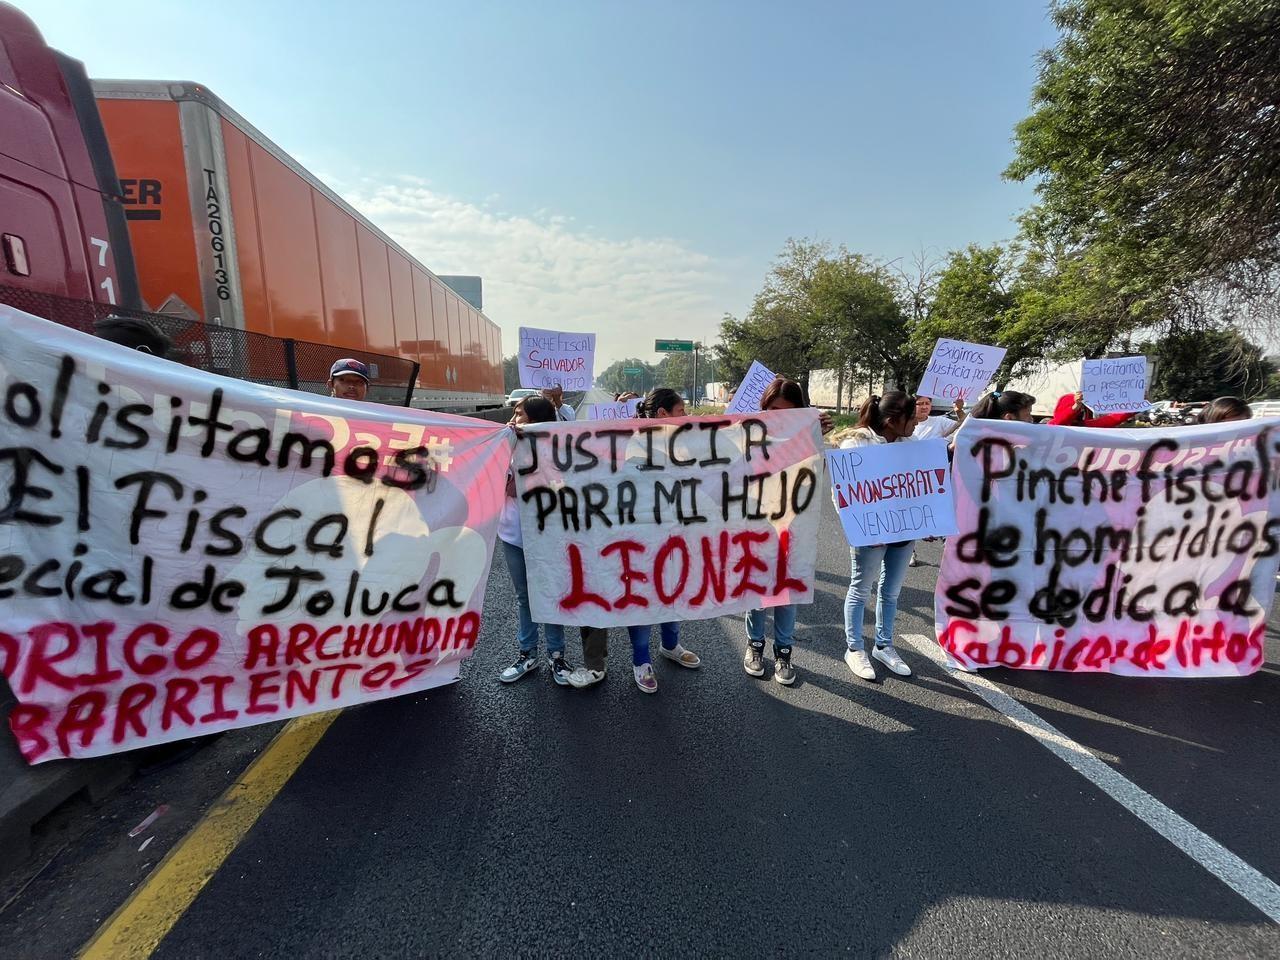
[{"xmin": 0, "ymin": 285, "xmax": 421, "ymax": 405}]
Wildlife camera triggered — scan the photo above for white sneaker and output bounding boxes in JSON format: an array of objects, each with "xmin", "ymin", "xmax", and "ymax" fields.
[
  {"xmin": 658, "ymin": 643, "xmax": 701, "ymax": 669},
  {"xmin": 568, "ymin": 667, "xmax": 606, "ymax": 688},
  {"xmin": 844, "ymin": 648, "xmax": 876, "ymax": 680},
  {"xmin": 872, "ymin": 645, "xmax": 912, "ymax": 677},
  {"xmin": 908, "ymin": 551, "xmax": 920, "ymax": 567},
  {"xmin": 633, "ymin": 663, "xmax": 658, "ymax": 694}
]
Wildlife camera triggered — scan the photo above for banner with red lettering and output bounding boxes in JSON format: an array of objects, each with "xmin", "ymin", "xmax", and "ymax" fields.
[
  {"xmin": 0, "ymin": 305, "xmax": 511, "ymax": 763},
  {"xmin": 513, "ymin": 409, "xmax": 824, "ymax": 626},
  {"xmin": 936, "ymin": 417, "xmax": 1280, "ymax": 676}
]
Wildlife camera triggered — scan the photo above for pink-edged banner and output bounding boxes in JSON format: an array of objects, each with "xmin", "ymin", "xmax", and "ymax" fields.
[
  {"xmin": 936, "ymin": 417, "xmax": 1280, "ymax": 677},
  {"xmin": 0, "ymin": 304, "xmax": 512, "ymax": 763}
]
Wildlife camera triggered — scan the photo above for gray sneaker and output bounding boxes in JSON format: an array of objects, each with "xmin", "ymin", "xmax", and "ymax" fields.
[
  {"xmin": 499, "ymin": 651, "xmax": 539, "ymax": 683},
  {"xmin": 773, "ymin": 645, "xmax": 796, "ymax": 686},
  {"xmin": 743, "ymin": 640, "xmax": 766, "ymax": 677}
]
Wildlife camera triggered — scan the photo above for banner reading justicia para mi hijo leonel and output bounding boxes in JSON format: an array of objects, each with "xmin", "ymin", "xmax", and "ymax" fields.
[
  {"xmin": 0, "ymin": 305, "xmax": 512, "ymax": 763},
  {"xmin": 513, "ymin": 409, "xmax": 824, "ymax": 626}
]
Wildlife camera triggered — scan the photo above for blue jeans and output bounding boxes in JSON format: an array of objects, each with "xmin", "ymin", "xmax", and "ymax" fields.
[
  {"xmin": 627, "ymin": 626, "xmax": 650, "ymax": 666},
  {"xmin": 745, "ymin": 605, "xmax": 796, "ymax": 648},
  {"xmin": 503, "ymin": 540, "xmax": 564, "ymax": 655},
  {"xmin": 844, "ymin": 542, "xmax": 913, "ymax": 652}
]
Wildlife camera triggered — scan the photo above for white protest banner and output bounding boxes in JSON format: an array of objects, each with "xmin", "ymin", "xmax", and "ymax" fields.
[
  {"xmin": 827, "ymin": 439, "xmax": 958, "ymax": 547},
  {"xmin": 0, "ymin": 305, "xmax": 512, "ymax": 763},
  {"xmin": 725, "ymin": 360, "xmax": 776, "ymax": 415},
  {"xmin": 512, "ymin": 409, "xmax": 823, "ymax": 626},
  {"xmin": 1081, "ymin": 356, "xmax": 1149, "ymax": 415},
  {"xmin": 936, "ymin": 418, "xmax": 1280, "ymax": 677},
  {"xmin": 917, "ymin": 338, "xmax": 1007, "ymax": 401},
  {"xmin": 518, "ymin": 326, "xmax": 595, "ymax": 391},
  {"xmin": 581, "ymin": 399, "xmax": 641, "ymax": 421}
]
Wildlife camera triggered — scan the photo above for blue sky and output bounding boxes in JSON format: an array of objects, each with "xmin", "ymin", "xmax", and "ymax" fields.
[{"xmin": 32, "ymin": 0, "xmax": 1059, "ymax": 366}]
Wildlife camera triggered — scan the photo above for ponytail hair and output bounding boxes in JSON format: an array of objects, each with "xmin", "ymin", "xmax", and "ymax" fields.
[
  {"xmin": 639, "ymin": 387, "xmax": 682, "ymax": 418},
  {"xmin": 971, "ymin": 390, "xmax": 1035, "ymax": 421},
  {"xmin": 856, "ymin": 390, "xmax": 914, "ymax": 432},
  {"xmin": 758, "ymin": 377, "xmax": 806, "ymax": 411}
]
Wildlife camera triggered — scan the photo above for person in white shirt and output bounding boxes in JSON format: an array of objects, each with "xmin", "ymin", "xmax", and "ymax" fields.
[
  {"xmin": 497, "ymin": 396, "xmax": 581, "ymax": 687},
  {"xmin": 541, "ymin": 385, "xmax": 576, "ymax": 421},
  {"xmin": 907, "ymin": 396, "xmax": 966, "ymax": 565},
  {"xmin": 910, "ymin": 395, "xmax": 966, "ymax": 442},
  {"xmin": 839, "ymin": 390, "xmax": 918, "ymax": 682}
]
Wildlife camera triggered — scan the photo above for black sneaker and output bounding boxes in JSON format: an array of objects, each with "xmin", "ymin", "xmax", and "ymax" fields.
[
  {"xmin": 549, "ymin": 652, "xmax": 577, "ymax": 686},
  {"xmin": 499, "ymin": 651, "xmax": 538, "ymax": 683},
  {"xmin": 743, "ymin": 640, "xmax": 765, "ymax": 677},
  {"xmin": 773, "ymin": 645, "xmax": 796, "ymax": 686}
]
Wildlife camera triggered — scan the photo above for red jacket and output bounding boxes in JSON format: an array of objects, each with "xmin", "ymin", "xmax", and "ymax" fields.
[{"xmin": 1048, "ymin": 393, "xmax": 1132, "ymax": 428}]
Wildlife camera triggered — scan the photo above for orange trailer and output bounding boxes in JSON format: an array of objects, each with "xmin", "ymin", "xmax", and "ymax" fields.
[{"xmin": 92, "ymin": 81, "xmax": 502, "ymax": 407}]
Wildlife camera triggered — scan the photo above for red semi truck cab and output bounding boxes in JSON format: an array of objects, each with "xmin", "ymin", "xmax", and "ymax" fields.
[{"xmin": 0, "ymin": 2, "xmax": 138, "ymax": 309}]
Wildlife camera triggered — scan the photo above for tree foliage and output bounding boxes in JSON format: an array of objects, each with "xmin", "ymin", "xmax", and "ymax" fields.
[
  {"xmin": 717, "ymin": 239, "xmax": 830, "ymax": 389},
  {"xmin": 1142, "ymin": 328, "xmax": 1278, "ymax": 401},
  {"xmin": 810, "ymin": 252, "xmax": 914, "ymax": 388},
  {"xmin": 1007, "ymin": 0, "xmax": 1280, "ymax": 317}
]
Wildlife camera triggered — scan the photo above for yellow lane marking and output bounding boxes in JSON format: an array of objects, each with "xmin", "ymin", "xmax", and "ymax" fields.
[{"xmin": 79, "ymin": 711, "xmax": 339, "ymax": 960}]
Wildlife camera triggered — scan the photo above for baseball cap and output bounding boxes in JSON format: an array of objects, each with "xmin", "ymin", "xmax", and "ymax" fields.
[{"xmin": 329, "ymin": 358, "xmax": 371, "ymax": 382}]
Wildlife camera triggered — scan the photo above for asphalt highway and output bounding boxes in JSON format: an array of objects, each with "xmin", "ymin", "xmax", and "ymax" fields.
[{"xmin": 2, "ymin": 497, "xmax": 1277, "ymax": 958}]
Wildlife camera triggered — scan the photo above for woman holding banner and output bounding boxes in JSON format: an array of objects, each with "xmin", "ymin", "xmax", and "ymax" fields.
[
  {"xmin": 498, "ymin": 396, "xmax": 582, "ymax": 687},
  {"xmin": 969, "ymin": 390, "xmax": 1036, "ymax": 422},
  {"xmin": 568, "ymin": 387, "xmax": 703, "ymax": 695},
  {"xmin": 630, "ymin": 388, "xmax": 703, "ymax": 691},
  {"xmin": 1198, "ymin": 397, "xmax": 1252, "ymax": 424},
  {"xmin": 741, "ymin": 378, "xmax": 830, "ymax": 686},
  {"xmin": 839, "ymin": 391, "xmax": 918, "ymax": 682}
]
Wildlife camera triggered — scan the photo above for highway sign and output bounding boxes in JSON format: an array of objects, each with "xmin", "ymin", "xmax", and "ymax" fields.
[{"xmin": 655, "ymin": 339, "xmax": 694, "ymax": 353}]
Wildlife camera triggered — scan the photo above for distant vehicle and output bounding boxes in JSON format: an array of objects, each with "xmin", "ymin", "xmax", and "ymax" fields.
[
  {"xmin": 1146, "ymin": 400, "xmax": 1200, "ymax": 426},
  {"xmin": 704, "ymin": 381, "xmax": 729, "ymax": 403},
  {"xmin": 1249, "ymin": 400, "xmax": 1280, "ymax": 418},
  {"xmin": 506, "ymin": 388, "xmax": 539, "ymax": 406}
]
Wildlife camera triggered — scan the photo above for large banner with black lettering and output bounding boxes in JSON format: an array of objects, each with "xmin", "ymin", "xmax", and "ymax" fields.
[
  {"xmin": 513, "ymin": 410, "xmax": 824, "ymax": 626},
  {"xmin": 0, "ymin": 305, "xmax": 511, "ymax": 763},
  {"xmin": 936, "ymin": 418, "xmax": 1280, "ymax": 676}
]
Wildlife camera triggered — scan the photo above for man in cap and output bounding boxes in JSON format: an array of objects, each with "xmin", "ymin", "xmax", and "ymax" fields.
[
  {"xmin": 94, "ymin": 315, "xmax": 171, "ymax": 358},
  {"xmin": 328, "ymin": 358, "xmax": 371, "ymax": 401}
]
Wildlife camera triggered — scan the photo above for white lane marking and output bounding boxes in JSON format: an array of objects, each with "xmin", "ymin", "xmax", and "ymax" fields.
[{"xmin": 903, "ymin": 634, "xmax": 1280, "ymax": 924}]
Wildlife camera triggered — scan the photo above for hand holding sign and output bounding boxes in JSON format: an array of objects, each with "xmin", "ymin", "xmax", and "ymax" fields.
[
  {"xmin": 725, "ymin": 361, "xmax": 777, "ymax": 415},
  {"xmin": 1081, "ymin": 356, "xmax": 1148, "ymax": 415},
  {"xmin": 519, "ymin": 326, "xmax": 596, "ymax": 391},
  {"xmin": 917, "ymin": 338, "xmax": 1007, "ymax": 402},
  {"xmin": 827, "ymin": 440, "xmax": 958, "ymax": 547}
]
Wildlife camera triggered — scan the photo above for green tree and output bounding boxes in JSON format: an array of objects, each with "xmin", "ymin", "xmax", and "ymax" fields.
[
  {"xmin": 1007, "ymin": 0, "xmax": 1280, "ymax": 312},
  {"xmin": 503, "ymin": 354, "xmax": 520, "ymax": 392},
  {"xmin": 810, "ymin": 251, "xmax": 914, "ymax": 389},
  {"xmin": 596, "ymin": 357, "xmax": 656, "ymax": 394},
  {"xmin": 908, "ymin": 244, "xmax": 1018, "ymax": 371},
  {"xmin": 1141, "ymin": 328, "xmax": 1278, "ymax": 402},
  {"xmin": 717, "ymin": 239, "xmax": 830, "ymax": 391}
]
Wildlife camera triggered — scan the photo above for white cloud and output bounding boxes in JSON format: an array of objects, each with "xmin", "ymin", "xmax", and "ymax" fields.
[{"xmin": 336, "ymin": 176, "xmax": 730, "ymax": 368}]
